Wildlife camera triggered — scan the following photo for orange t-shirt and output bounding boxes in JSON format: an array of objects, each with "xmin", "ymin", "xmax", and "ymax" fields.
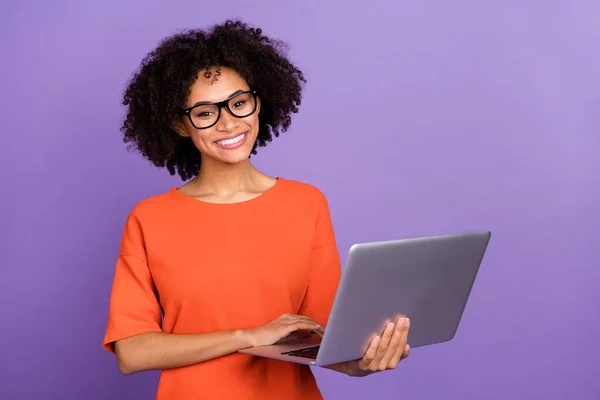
[{"xmin": 103, "ymin": 177, "xmax": 342, "ymax": 399}]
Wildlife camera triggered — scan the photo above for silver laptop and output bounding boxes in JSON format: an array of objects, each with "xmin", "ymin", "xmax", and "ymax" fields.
[{"xmin": 239, "ymin": 231, "xmax": 491, "ymax": 366}]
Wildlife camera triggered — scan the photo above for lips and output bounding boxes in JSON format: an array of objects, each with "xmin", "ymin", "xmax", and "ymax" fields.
[{"xmin": 214, "ymin": 132, "xmax": 248, "ymax": 149}]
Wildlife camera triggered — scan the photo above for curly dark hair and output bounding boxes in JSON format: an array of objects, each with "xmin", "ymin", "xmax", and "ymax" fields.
[{"xmin": 120, "ymin": 20, "xmax": 306, "ymax": 180}]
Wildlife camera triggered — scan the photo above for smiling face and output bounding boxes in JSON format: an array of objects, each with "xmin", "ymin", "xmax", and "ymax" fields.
[{"xmin": 176, "ymin": 67, "xmax": 261, "ymax": 166}]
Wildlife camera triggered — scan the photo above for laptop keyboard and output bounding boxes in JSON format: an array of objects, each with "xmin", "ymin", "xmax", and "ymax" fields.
[{"xmin": 282, "ymin": 345, "xmax": 320, "ymax": 359}]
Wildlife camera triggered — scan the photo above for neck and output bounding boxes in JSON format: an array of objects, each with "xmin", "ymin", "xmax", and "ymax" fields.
[{"xmin": 192, "ymin": 157, "xmax": 260, "ymax": 196}]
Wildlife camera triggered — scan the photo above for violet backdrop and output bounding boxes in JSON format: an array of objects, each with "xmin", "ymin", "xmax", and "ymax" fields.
[{"xmin": 1, "ymin": 0, "xmax": 599, "ymax": 399}]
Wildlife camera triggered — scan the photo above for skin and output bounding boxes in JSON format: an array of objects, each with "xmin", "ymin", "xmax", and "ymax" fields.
[
  {"xmin": 174, "ymin": 66, "xmax": 276, "ymax": 203},
  {"xmin": 115, "ymin": 66, "xmax": 410, "ymax": 377}
]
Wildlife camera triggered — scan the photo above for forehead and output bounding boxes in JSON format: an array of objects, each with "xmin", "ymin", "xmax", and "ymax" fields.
[{"xmin": 187, "ymin": 67, "xmax": 249, "ymax": 104}]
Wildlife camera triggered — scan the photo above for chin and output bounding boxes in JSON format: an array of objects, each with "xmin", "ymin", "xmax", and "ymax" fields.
[
  {"xmin": 220, "ymin": 154, "xmax": 252, "ymax": 165},
  {"xmin": 214, "ymin": 145, "xmax": 255, "ymax": 165}
]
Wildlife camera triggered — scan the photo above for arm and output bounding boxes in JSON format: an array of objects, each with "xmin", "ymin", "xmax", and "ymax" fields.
[
  {"xmin": 114, "ymin": 330, "xmax": 250, "ymax": 375},
  {"xmin": 297, "ymin": 191, "xmax": 356, "ymax": 376},
  {"xmin": 297, "ymin": 191, "xmax": 407, "ymax": 377},
  {"xmin": 104, "ymin": 213, "xmax": 248, "ymax": 374},
  {"xmin": 114, "ymin": 315, "xmax": 323, "ymax": 374},
  {"xmin": 324, "ymin": 362, "xmax": 371, "ymax": 377},
  {"xmin": 323, "ymin": 362, "xmax": 355, "ymax": 376}
]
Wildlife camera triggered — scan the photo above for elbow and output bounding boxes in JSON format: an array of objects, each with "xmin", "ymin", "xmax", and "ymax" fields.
[
  {"xmin": 117, "ymin": 357, "xmax": 137, "ymax": 375},
  {"xmin": 115, "ymin": 342, "xmax": 142, "ymax": 375}
]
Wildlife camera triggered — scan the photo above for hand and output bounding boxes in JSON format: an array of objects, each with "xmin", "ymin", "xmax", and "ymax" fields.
[
  {"xmin": 275, "ymin": 330, "xmax": 315, "ymax": 344},
  {"xmin": 244, "ymin": 313, "xmax": 324, "ymax": 347},
  {"xmin": 346, "ymin": 316, "xmax": 411, "ymax": 377}
]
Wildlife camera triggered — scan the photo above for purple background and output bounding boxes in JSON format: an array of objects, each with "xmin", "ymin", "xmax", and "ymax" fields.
[{"xmin": 1, "ymin": 1, "xmax": 599, "ymax": 399}]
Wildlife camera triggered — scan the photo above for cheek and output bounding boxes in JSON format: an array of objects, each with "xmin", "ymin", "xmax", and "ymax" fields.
[
  {"xmin": 245, "ymin": 114, "xmax": 260, "ymax": 133},
  {"xmin": 189, "ymin": 131, "xmax": 214, "ymax": 152}
]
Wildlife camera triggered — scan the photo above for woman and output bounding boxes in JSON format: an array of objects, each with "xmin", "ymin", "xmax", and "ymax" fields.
[{"xmin": 103, "ymin": 20, "xmax": 410, "ymax": 399}]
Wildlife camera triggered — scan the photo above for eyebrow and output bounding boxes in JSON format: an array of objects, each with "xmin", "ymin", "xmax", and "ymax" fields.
[{"xmin": 190, "ymin": 89, "xmax": 246, "ymax": 107}]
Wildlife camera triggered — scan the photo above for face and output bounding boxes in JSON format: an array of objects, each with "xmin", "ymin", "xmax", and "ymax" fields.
[{"xmin": 176, "ymin": 67, "xmax": 260, "ymax": 166}]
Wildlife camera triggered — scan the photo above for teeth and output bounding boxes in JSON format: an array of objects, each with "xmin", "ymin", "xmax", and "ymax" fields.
[{"xmin": 217, "ymin": 133, "xmax": 245, "ymax": 146}]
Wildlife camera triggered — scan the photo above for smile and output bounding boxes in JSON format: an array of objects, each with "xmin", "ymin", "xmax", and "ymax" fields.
[{"xmin": 215, "ymin": 132, "xmax": 248, "ymax": 149}]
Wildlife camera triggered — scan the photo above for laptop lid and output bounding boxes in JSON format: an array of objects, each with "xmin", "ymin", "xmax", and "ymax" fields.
[{"xmin": 315, "ymin": 231, "xmax": 491, "ymax": 366}]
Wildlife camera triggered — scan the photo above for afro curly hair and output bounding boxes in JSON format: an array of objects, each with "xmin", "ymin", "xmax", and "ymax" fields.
[{"xmin": 120, "ymin": 19, "xmax": 306, "ymax": 181}]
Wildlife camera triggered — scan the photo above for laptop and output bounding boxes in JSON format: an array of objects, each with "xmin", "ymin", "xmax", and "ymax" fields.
[{"xmin": 239, "ymin": 231, "xmax": 491, "ymax": 366}]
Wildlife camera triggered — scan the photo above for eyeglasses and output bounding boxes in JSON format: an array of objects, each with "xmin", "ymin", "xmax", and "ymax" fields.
[{"xmin": 179, "ymin": 90, "xmax": 258, "ymax": 130}]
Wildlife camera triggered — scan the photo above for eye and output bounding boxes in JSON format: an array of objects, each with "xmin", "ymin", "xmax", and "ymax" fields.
[
  {"xmin": 194, "ymin": 110, "xmax": 215, "ymax": 119},
  {"xmin": 233, "ymin": 100, "xmax": 248, "ymax": 109}
]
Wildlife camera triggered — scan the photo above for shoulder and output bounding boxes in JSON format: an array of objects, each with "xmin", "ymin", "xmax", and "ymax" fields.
[
  {"xmin": 277, "ymin": 177, "xmax": 332, "ymax": 217},
  {"xmin": 279, "ymin": 178, "xmax": 329, "ymax": 203},
  {"xmin": 125, "ymin": 188, "xmax": 180, "ymax": 222},
  {"xmin": 115, "ymin": 190, "xmax": 179, "ymax": 252}
]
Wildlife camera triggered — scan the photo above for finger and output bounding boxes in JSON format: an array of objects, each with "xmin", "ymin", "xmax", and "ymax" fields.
[
  {"xmin": 284, "ymin": 321, "xmax": 321, "ymax": 336},
  {"xmin": 281, "ymin": 314, "xmax": 318, "ymax": 324},
  {"xmin": 373, "ymin": 322, "xmax": 396, "ymax": 362},
  {"xmin": 312, "ymin": 325, "xmax": 325, "ymax": 336},
  {"xmin": 290, "ymin": 315, "xmax": 324, "ymax": 331},
  {"xmin": 388, "ymin": 319, "xmax": 411, "ymax": 367},
  {"xmin": 359, "ymin": 335, "xmax": 381, "ymax": 369},
  {"xmin": 403, "ymin": 344, "xmax": 410, "ymax": 359},
  {"xmin": 390, "ymin": 343, "xmax": 410, "ymax": 366},
  {"xmin": 280, "ymin": 315, "xmax": 322, "ymax": 329},
  {"xmin": 389, "ymin": 342, "xmax": 407, "ymax": 365},
  {"xmin": 399, "ymin": 317, "xmax": 410, "ymax": 347},
  {"xmin": 379, "ymin": 318, "xmax": 408, "ymax": 367},
  {"xmin": 276, "ymin": 330, "xmax": 313, "ymax": 344}
]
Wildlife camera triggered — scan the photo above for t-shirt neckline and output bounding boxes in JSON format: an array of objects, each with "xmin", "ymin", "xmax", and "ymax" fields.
[{"xmin": 169, "ymin": 176, "xmax": 284, "ymax": 207}]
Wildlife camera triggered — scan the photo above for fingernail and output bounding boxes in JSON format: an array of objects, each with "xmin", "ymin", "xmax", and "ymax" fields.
[{"xmin": 387, "ymin": 322, "xmax": 395, "ymax": 329}]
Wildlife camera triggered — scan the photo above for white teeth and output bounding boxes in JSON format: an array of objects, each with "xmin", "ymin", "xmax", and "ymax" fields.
[{"xmin": 217, "ymin": 133, "xmax": 245, "ymax": 146}]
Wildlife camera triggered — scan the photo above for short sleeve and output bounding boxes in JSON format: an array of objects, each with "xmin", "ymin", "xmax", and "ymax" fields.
[
  {"xmin": 102, "ymin": 212, "xmax": 162, "ymax": 353},
  {"xmin": 298, "ymin": 191, "xmax": 342, "ymax": 327}
]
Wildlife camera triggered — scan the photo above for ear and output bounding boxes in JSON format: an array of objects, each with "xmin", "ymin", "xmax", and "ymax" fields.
[{"xmin": 173, "ymin": 117, "xmax": 191, "ymax": 138}]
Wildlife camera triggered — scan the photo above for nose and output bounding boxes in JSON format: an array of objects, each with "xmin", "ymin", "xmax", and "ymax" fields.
[{"xmin": 215, "ymin": 108, "xmax": 238, "ymax": 132}]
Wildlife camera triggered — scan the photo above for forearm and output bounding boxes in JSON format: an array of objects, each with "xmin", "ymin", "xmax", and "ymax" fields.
[
  {"xmin": 324, "ymin": 362, "xmax": 351, "ymax": 375},
  {"xmin": 324, "ymin": 361, "xmax": 371, "ymax": 377},
  {"xmin": 115, "ymin": 330, "xmax": 251, "ymax": 374}
]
